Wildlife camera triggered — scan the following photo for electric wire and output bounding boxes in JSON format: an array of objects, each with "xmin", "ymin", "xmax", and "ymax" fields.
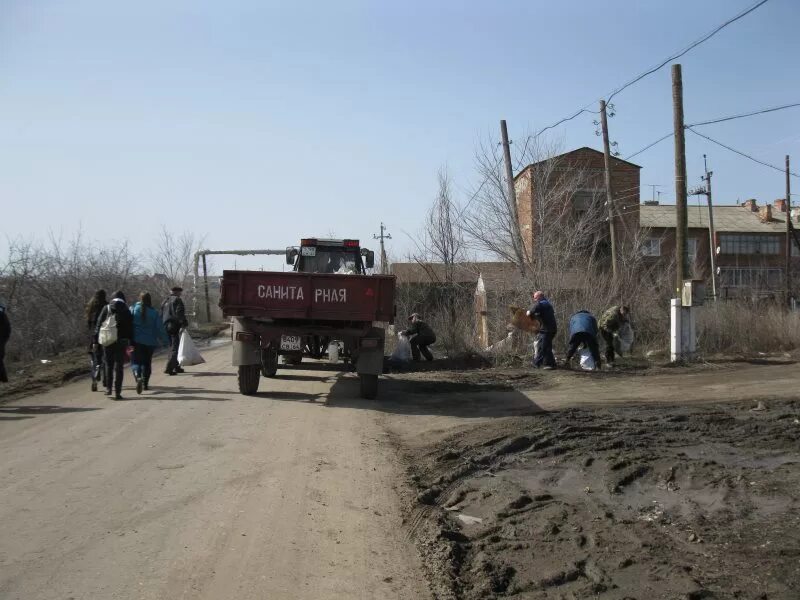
[
  {"xmin": 606, "ymin": 0, "xmax": 769, "ymax": 103},
  {"xmin": 686, "ymin": 127, "xmax": 800, "ymax": 178},
  {"xmin": 686, "ymin": 102, "xmax": 800, "ymax": 128}
]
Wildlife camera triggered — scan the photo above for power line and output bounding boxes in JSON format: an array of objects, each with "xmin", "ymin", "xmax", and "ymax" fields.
[
  {"xmin": 686, "ymin": 127, "xmax": 800, "ymax": 178},
  {"xmin": 606, "ymin": 0, "xmax": 769, "ymax": 102},
  {"xmin": 518, "ymin": 0, "xmax": 769, "ymax": 156},
  {"xmin": 625, "ymin": 132, "xmax": 674, "ymax": 160},
  {"xmin": 687, "ymin": 102, "xmax": 800, "ymax": 128}
]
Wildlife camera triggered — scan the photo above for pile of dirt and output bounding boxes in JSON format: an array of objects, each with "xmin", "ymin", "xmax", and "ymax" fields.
[
  {"xmin": 404, "ymin": 400, "xmax": 800, "ymax": 599},
  {"xmin": 1, "ymin": 348, "xmax": 89, "ymax": 402}
]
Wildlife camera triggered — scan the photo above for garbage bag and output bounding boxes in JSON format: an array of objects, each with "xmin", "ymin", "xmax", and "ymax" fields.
[
  {"xmin": 390, "ymin": 333, "xmax": 412, "ymax": 364},
  {"xmin": 614, "ymin": 322, "xmax": 635, "ymax": 355},
  {"xmin": 178, "ymin": 330, "xmax": 205, "ymax": 366},
  {"xmin": 578, "ymin": 348, "xmax": 596, "ymax": 371}
]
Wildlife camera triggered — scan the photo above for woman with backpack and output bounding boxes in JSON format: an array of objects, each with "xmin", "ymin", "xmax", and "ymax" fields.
[
  {"xmin": 95, "ymin": 290, "xmax": 134, "ymax": 400},
  {"xmin": 85, "ymin": 289, "xmax": 107, "ymax": 392},
  {"xmin": 129, "ymin": 292, "xmax": 168, "ymax": 394}
]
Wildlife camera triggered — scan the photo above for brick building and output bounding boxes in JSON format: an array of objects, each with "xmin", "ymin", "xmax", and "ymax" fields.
[
  {"xmin": 514, "ymin": 147, "xmax": 641, "ymax": 260},
  {"xmin": 640, "ymin": 198, "xmax": 800, "ymax": 299}
]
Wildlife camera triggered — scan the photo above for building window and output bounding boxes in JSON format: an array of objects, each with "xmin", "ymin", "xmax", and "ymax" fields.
[
  {"xmin": 719, "ymin": 234, "xmax": 780, "ymax": 255},
  {"xmin": 642, "ymin": 238, "xmax": 661, "ymax": 257},
  {"xmin": 571, "ymin": 190, "xmax": 601, "ymax": 221},
  {"xmin": 719, "ymin": 267, "xmax": 782, "ymax": 289}
]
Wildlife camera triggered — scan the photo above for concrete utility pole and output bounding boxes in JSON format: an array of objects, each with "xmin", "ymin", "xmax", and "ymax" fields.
[
  {"xmin": 672, "ymin": 64, "xmax": 689, "ymax": 293},
  {"xmin": 787, "ymin": 155, "xmax": 792, "ymax": 306},
  {"xmin": 703, "ymin": 156, "xmax": 717, "ymax": 301},
  {"xmin": 600, "ymin": 100, "xmax": 618, "ymax": 279},
  {"xmin": 373, "ymin": 223, "xmax": 392, "ymax": 275},
  {"xmin": 500, "ymin": 120, "xmax": 525, "ymax": 273}
]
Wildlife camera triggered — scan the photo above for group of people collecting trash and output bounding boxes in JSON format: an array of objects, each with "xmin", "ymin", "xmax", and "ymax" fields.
[
  {"xmin": 390, "ymin": 294, "xmax": 630, "ymax": 372},
  {"xmin": 527, "ymin": 290, "xmax": 631, "ymax": 371},
  {"xmin": 85, "ymin": 286, "xmax": 192, "ymax": 399}
]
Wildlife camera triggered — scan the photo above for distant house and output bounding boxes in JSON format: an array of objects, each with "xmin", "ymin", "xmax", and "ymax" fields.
[
  {"xmin": 514, "ymin": 146, "xmax": 642, "ymax": 259},
  {"xmin": 640, "ymin": 198, "xmax": 798, "ymax": 299}
]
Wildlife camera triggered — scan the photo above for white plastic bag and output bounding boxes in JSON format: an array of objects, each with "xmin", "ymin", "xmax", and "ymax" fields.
[
  {"xmin": 98, "ymin": 308, "xmax": 118, "ymax": 347},
  {"xmin": 178, "ymin": 330, "xmax": 205, "ymax": 366},
  {"xmin": 578, "ymin": 348, "xmax": 596, "ymax": 371},
  {"xmin": 390, "ymin": 333, "xmax": 412, "ymax": 364}
]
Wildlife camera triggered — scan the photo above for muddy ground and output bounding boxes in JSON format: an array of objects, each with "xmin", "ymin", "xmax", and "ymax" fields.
[{"xmin": 394, "ymin": 367, "xmax": 800, "ymax": 600}]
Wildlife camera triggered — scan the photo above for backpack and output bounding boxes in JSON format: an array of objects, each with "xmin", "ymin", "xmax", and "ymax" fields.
[{"xmin": 98, "ymin": 305, "xmax": 118, "ymax": 346}]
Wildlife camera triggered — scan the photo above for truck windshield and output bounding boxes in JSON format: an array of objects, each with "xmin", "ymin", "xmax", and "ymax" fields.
[{"xmin": 297, "ymin": 249, "xmax": 362, "ymax": 274}]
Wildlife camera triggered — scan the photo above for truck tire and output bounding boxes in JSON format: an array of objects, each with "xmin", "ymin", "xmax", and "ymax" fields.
[
  {"xmin": 261, "ymin": 346, "xmax": 278, "ymax": 378},
  {"xmin": 238, "ymin": 364, "xmax": 260, "ymax": 395},
  {"xmin": 359, "ymin": 374, "xmax": 378, "ymax": 400}
]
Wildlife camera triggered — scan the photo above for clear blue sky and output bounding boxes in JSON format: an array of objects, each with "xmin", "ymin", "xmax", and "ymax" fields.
[{"xmin": 2, "ymin": 0, "xmax": 798, "ymax": 271}]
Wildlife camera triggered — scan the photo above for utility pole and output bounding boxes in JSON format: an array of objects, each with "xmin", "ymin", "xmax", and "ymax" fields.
[
  {"xmin": 500, "ymin": 120, "xmax": 525, "ymax": 274},
  {"xmin": 672, "ymin": 64, "xmax": 689, "ymax": 293},
  {"xmin": 600, "ymin": 100, "xmax": 618, "ymax": 279},
  {"xmin": 373, "ymin": 222, "xmax": 391, "ymax": 274},
  {"xmin": 787, "ymin": 155, "xmax": 792, "ymax": 307}
]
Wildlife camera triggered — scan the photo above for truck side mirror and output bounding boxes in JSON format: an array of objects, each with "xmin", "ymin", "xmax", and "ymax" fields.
[
  {"xmin": 286, "ymin": 247, "xmax": 298, "ymax": 265},
  {"xmin": 365, "ymin": 251, "xmax": 375, "ymax": 269}
]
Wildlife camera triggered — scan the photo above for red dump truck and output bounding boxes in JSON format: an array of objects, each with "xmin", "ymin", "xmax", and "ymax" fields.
[{"xmin": 219, "ymin": 238, "xmax": 395, "ymax": 399}]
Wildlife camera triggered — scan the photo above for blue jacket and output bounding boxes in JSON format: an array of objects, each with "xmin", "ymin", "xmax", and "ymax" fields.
[
  {"xmin": 569, "ymin": 310, "xmax": 598, "ymax": 338},
  {"xmin": 130, "ymin": 303, "xmax": 169, "ymax": 348},
  {"xmin": 529, "ymin": 299, "xmax": 557, "ymax": 334}
]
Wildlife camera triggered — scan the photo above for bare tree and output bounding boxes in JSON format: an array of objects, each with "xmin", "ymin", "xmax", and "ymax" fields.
[{"xmin": 146, "ymin": 227, "xmax": 206, "ymax": 293}]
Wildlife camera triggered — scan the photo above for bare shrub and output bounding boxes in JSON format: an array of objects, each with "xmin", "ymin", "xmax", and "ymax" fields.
[
  {"xmin": 404, "ymin": 169, "xmax": 475, "ymax": 355},
  {"xmin": 696, "ymin": 301, "xmax": 800, "ymax": 355},
  {"xmin": 0, "ymin": 232, "xmax": 142, "ymax": 361},
  {"xmin": 146, "ymin": 227, "xmax": 205, "ymax": 294}
]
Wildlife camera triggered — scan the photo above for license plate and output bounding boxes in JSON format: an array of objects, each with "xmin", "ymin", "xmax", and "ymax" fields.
[{"xmin": 280, "ymin": 335, "xmax": 302, "ymax": 351}]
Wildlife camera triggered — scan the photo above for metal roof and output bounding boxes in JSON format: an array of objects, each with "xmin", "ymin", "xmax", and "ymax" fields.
[{"xmin": 640, "ymin": 204, "xmax": 790, "ymax": 233}]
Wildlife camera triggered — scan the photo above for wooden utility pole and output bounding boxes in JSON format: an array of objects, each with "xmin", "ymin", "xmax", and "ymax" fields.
[
  {"xmin": 600, "ymin": 100, "xmax": 618, "ymax": 279},
  {"xmin": 500, "ymin": 120, "xmax": 525, "ymax": 273},
  {"xmin": 202, "ymin": 254, "xmax": 211, "ymax": 322},
  {"xmin": 672, "ymin": 64, "xmax": 689, "ymax": 293},
  {"xmin": 373, "ymin": 223, "xmax": 391, "ymax": 274},
  {"xmin": 787, "ymin": 155, "xmax": 792, "ymax": 306},
  {"xmin": 703, "ymin": 155, "xmax": 717, "ymax": 301}
]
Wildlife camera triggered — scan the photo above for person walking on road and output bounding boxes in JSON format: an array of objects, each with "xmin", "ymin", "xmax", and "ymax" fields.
[
  {"xmin": 95, "ymin": 290, "xmax": 134, "ymax": 400},
  {"xmin": 161, "ymin": 286, "xmax": 189, "ymax": 375},
  {"xmin": 85, "ymin": 289, "xmax": 107, "ymax": 391},
  {"xmin": 402, "ymin": 313, "xmax": 436, "ymax": 362},
  {"xmin": 564, "ymin": 310, "xmax": 601, "ymax": 370},
  {"xmin": 0, "ymin": 302, "xmax": 10, "ymax": 383},
  {"xmin": 527, "ymin": 291, "xmax": 557, "ymax": 369},
  {"xmin": 130, "ymin": 292, "xmax": 168, "ymax": 394},
  {"xmin": 598, "ymin": 305, "xmax": 630, "ymax": 368}
]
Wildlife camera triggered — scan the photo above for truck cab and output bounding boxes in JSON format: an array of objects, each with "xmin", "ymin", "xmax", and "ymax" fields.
[{"xmin": 286, "ymin": 238, "xmax": 375, "ymax": 275}]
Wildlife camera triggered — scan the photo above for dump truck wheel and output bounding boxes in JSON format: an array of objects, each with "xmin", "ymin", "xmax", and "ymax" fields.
[
  {"xmin": 262, "ymin": 347, "xmax": 279, "ymax": 378},
  {"xmin": 238, "ymin": 364, "xmax": 260, "ymax": 395},
  {"xmin": 359, "ymin": 374, "xmax": 378, "ymax": 400}
]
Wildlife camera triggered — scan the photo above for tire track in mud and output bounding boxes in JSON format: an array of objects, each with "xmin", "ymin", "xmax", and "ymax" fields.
[{"xmin": 395, "ymin": 400, "xmax": 800, "ymax": 599}]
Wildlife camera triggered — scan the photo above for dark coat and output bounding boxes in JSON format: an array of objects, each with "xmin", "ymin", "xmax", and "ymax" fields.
[
  {"xmin": 568, "ymin": 310, "xmax": 598, "ymax": 338},
  {"xmin": 95, "ymin": 298, "xmax": 134, "ymax": 343},
  {"xmin": 404, "ymin": 319, "xmax": 436, "ymax": 342},
  {"xmin": 0, "ymin": 304, "xmax": 10, "ymax": 345},
  {"xmin": 528, "ymin": 299, "xmax": 557, "ymax": 334},
  {"xmin": 161, "ymin": 294, "xmax": 188, "ymax": 333}
]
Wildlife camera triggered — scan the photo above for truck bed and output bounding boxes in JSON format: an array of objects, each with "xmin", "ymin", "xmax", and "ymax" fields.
[{"xmin": 219, "ymin": 269, "xmax": 395, "ymax": 323}]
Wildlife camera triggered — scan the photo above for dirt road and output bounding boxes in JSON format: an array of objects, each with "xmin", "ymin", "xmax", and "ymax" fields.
[
  {"xmin": 3, "ymin": 345, "xmax": 800, "ymax": 600},
  {"xmin": 0, "ymin": 343, "xmax": 430, "ymax": 600}
]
